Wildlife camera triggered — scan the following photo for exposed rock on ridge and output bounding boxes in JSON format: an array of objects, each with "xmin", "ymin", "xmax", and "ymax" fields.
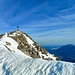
[{"xmin": 0, "ymin": 30, "xmax": 59, "ymax": 60}]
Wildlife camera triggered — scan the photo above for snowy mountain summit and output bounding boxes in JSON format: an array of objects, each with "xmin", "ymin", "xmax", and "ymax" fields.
[
  {"xmin": 0, "ymin": 30, "xmax": 75, "ymax": 75},
  {"xmin": 0, "ymin": 30, "xmax": 59, "ymax": 60}
]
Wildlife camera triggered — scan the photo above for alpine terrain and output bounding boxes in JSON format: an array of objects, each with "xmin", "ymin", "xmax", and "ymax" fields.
[
  {"xmin": 49, "ymin": 44, "xmax": 75, "ymax": 62},
  {"xmin": 0, "ymin": 30, "xmax": 75, "ymax": 75},
  {"xmin": 0, "ymin": 30, "xmax": 58, "ymax": 60}
]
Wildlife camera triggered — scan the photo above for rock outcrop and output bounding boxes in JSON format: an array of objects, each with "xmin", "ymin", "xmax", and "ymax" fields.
[{"xmin": 0, "ymin": 30, "xmax": 59, "ymax": 60}]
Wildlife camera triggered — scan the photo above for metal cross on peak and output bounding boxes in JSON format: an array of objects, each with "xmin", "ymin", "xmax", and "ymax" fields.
[{"xmin": 17, "ymin": 26, "xmax": 19, "ymax": 31}]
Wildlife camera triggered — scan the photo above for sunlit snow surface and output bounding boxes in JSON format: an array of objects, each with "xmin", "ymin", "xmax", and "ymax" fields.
[
  {"xmin": 0, "ymin": 48, "xmax": 75, "ymax": 75},
  {"xmin": 0, "ymin": 33, "xmax": 31, "ymax": 58},
  {"xmin": 0, "ymin": 32, "xmax": 75, "ymax": 75},
  {"xmin": 0, "ymin": 32, "xmax": 57, "ymax": 60}
]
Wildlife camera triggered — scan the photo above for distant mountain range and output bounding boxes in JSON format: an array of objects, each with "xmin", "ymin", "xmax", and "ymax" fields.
[{"xmin": 48, "ymin": 44, "xmax": 75, "ymax": 62}]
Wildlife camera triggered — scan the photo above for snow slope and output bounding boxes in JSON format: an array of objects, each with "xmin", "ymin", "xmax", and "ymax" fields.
[
  {"xmin": 0, "ymin": 31, "xmax": 58, "ymax": 60},
  {"xmin": 0, "ymin": 48, "xmax": 75, "ymax": 75},
  {"xmin": 0, "ymin": 31, "xmax": 75, "ymax": 75},
  {"xmin": 0, "ymin": 33, "xmax": 31, "ymax": 58}
]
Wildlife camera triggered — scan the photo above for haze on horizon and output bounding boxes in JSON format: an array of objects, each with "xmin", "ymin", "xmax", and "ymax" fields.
[{"xmin": 0, "ymin": 0, "xmax": 75, "ymax": 46}]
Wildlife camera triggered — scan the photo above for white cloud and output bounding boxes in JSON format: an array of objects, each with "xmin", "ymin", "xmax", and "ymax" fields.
[{"xmin": 0, "ymin": 20, "xmax": 9, "ymax": 27}]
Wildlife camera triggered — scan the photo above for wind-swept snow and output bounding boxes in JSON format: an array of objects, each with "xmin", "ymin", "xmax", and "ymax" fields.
[
  {"xmin": 0, "ymin": 31, "xmax": 58, "ymax": 60},
  {"xmin": 0, "ymin": 33, "xmax": 31, "ymax": 58},
  {"xmin": 0, "ymin": 31, "xmax": 75, "ymax": 75},
  {"xmin": 1, "ymin": 33, "xmax": 18, "ymax": 48},
  {"xmin": 0, "ymin": 48, "xmax": 75, "ymax": 75}
]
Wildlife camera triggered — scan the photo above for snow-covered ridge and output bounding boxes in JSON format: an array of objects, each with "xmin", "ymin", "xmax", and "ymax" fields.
[
  {"xmin": 0, "ymin": 48, "xmax": 75, "ymax": 75},
  {"xmin": 0, "ymin": 30, "xmax": 75, "ymax": 75},
  {"xmin": 0, "ymin": 30, "xmax": 59, "ymax": 60},
  {"xmin": 0, "ymin": 33, "xmax": 31, "ymax": 58}
]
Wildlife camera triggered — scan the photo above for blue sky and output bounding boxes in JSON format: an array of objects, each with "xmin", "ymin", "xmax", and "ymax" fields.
[{"xmin": 0, "ymin": 0, "xmax": 75, "ymax": 45}]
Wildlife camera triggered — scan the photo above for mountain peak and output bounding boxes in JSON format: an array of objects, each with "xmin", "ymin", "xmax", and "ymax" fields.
[
  {"xmin": 9, "ymin": 30, "xmax": 23, "ymax": 35},
  {"xmin": 58, "ymin": 44, "xmax": 75, "ymax": 50},
  {"xmin": 66, "ymin": 44, "xmax": 75, "ymax": 47},
  {"xmin": 0, "ymin": 30, "xmax": 59, "ymax": 60}
]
